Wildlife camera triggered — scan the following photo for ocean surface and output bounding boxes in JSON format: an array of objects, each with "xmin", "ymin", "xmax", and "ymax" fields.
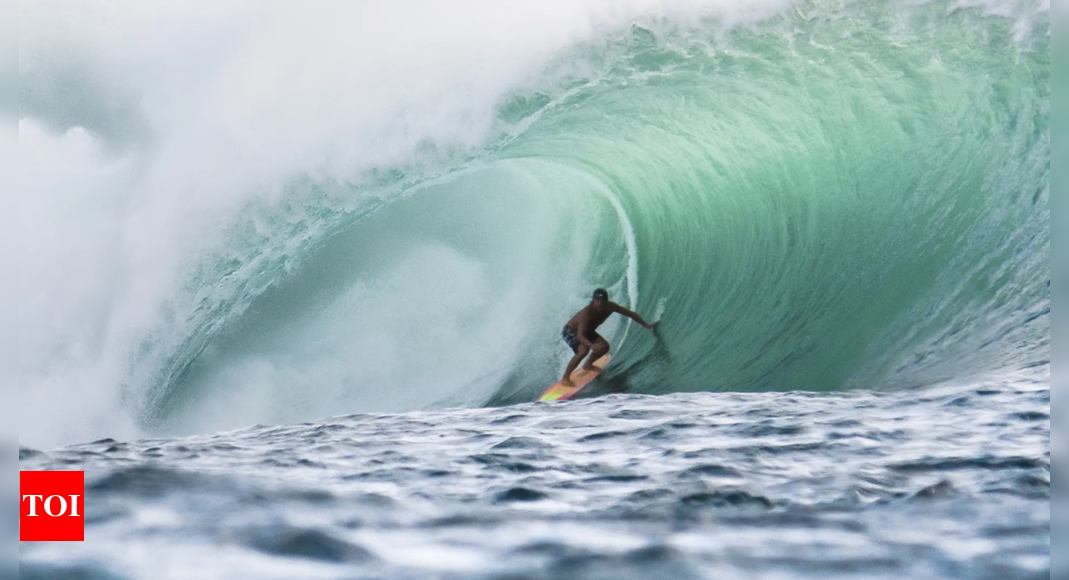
[
  {"xmin": 18, "ymin": 0, "xmax": 1048, "ymax": 578},
  {"xmin": 19, "ymin": 371, "xmax": 1050, "ymax": 579}
]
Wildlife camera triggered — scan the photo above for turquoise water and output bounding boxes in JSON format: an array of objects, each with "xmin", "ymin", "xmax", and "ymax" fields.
[
  {"xmin": 115, "ymin": 0, "xmax": 1049, "ymax": 436},
  {"xmin": 494, "ymin": 0, "xmax": 1050, "ymax": 397}
]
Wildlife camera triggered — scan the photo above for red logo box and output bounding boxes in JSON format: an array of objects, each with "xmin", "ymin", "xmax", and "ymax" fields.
[{"xmin": 20, "ymin": 471, "xmax": 85, "ymax": 541}]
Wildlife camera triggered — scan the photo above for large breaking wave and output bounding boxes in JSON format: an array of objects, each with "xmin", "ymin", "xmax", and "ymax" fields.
[{"xmin": 19, "ymin": 0, "xmax": 1048, "ymax": 443}]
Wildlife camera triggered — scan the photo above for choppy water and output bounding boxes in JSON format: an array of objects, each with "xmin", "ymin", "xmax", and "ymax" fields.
[{"xmin": 20, "ymin": 370, "xmax": 1048, "ymax": 579}]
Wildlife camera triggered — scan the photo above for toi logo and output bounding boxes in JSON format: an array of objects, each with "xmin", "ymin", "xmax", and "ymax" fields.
[{"xmin": 20, "ymin": 471, "xmax": 85, "ymax": 541}]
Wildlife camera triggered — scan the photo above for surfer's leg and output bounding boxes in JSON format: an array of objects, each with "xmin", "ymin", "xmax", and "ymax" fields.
[
  {"xmin": 562, "ymin": 344, "xmax": 589, "ymax": 386},
  {"xmin": 583, "ymin": 334, "xmax": 609, "ymax": 371}
]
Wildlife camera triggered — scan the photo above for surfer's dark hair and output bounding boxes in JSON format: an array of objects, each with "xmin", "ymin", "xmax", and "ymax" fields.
[{"xmin": 593, "ymin": 288, "xmax": 609, "ymax": 301}]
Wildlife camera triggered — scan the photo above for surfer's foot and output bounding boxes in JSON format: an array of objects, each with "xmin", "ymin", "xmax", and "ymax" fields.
[
  {"xmin": 560, "ymin": 379, "xmax": 574, "ymax": 387},
  {"xmin": 581, "ymin": 365, "xmax": 597, "ymax": 372}
]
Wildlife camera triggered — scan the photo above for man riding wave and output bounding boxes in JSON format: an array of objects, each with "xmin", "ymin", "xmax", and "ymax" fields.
[{"xmin": 560, "ymin": 288, "xmax": 659, "ymax": 386}]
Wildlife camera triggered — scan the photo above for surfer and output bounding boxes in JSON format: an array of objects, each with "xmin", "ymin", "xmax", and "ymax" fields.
[{"xmin": 560, "ymin": 288, "xmax": 659, "ymax": 386}]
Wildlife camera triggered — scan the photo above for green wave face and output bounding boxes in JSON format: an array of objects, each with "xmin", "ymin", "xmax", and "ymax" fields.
[
  {"xmin": 496, "ymin": 0, "xmax": 1049, "ymax": 396},
  {"xmin": 148, "ymin": 0, "xmax": 1048, "ymax": 432}
]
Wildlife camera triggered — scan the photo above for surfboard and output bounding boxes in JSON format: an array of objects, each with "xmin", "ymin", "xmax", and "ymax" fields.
[{"xmin": 537, "ymin": 355, "xmax": 610, "ymax": 402}]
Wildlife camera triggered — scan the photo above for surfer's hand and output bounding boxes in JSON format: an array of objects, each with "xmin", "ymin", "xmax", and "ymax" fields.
[{"xmin": 647, "ymin": 321, "xmax": 660, "ymax": 330}]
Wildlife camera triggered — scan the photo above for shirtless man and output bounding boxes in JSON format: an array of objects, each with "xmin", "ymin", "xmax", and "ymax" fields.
[{"xmin": 560, "ymin": 288, "xmax": 659, "ymax": 386}]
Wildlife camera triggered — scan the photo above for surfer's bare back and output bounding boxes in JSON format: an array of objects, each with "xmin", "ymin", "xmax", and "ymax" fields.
[{"xmin": 560, "ymin": 288, "xmax": 659, "ymax": 386}]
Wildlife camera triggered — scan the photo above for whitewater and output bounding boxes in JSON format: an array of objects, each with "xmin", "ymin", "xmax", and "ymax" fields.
[{"xmin": 18, "ymin": 0, "xmax": 1048, "ymax": 578}]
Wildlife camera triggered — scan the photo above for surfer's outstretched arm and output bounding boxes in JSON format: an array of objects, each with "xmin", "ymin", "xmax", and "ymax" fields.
[{"xmin": 612, "ymin": 303, "xmax": 659, "ymax": 329}]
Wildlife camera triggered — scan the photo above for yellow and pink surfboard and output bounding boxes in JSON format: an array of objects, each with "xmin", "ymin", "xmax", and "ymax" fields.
[{"xmin": 537, "ymin": 355, "xmax": 610, "ymax": 402}]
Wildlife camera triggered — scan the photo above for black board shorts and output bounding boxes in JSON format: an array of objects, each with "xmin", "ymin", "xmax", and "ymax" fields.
[{"xmin": 562, "ymin": 325, "xmax": 597, "ymax": 353}]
